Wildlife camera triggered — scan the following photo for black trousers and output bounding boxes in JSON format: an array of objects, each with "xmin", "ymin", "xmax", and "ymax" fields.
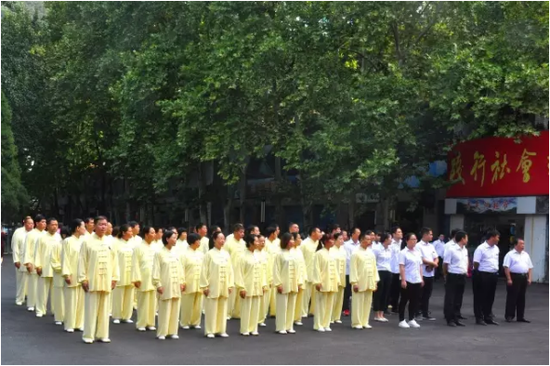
[
  {"xmin": 478, "ymin": 271, "xmax": 498, "ymax": 320},
  {"xmin": 373, "ymin": 271, "xmax": 392, "ymax": 312},
  {"xmin": 505, "ymin": 273, "xmax": 528, "ymax": 320},
  {"xmin": 399, "ymin": 282, "xmax": 421, "ymax": 321},
  {"xmin": 389, "ymin": 273, "xmax": 401, "ymax": 311},
  {"xmin": 472, "ymin": 270, "xmax": 482, "ymax": 319},
  {"xmin": 419, "ymin": 276, "xmax": 434, "ymax": 317},
  {"xmin": 444, "ymin": 273, "xmax": 466, "ymax": 322},
  {"xmin": 343, "ymin": 275, "xmax": 351, "ymax": 312}
]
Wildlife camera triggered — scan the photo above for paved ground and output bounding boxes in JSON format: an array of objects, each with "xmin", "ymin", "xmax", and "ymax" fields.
[{"xmin": 1, "ymin": 256, "xmax": 548, "ymax": 365}]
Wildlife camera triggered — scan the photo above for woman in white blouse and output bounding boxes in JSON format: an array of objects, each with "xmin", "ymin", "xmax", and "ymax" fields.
[
  {"xmin": 373, "ymin": 232, "xmax": 393, "ymax": 322},
  {"xmin": 398, "ymin": 233, "xmax": 424, "ymax": 329}
]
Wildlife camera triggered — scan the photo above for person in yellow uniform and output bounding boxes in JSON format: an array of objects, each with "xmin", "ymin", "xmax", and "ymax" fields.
[
  {"xmin": 273, "ymin": 233, "xmax": 302, "ymax": 334},
  {"xmin": 236, "ymin": 234, "xmax": 267, "ymax": 336},
  {"xmin": 200, "ymin": 231, "xmax": 234, "ymax": 338},
  {"xmin": 13, "ymin": 216, "xmax": 33, "ymax": 306},
  {"xmin": 225, "ymin": 223, "xmax": 245, "ymax": 319},
  {"xmin": 23, "ymin": 215, "xmax": 47, "ymax": 312},
  {"xmin": 61, "ymin": 219, "xmax": 86, "ymax": 332},
  {"xmin": 301, "ymin": 227, "xmax": 321, "ymax": 318},
  {"xmin": 179, "ymin": 233, "xmax": 205, "ymax": 330},
  {"xmin": 196, "ymin": 223, "xmax": 210, "ymax": 255},
  {"xmin": 112, "ymin": 224, "xmax": 135, "ymax": 324},
  {"xmin": 84, "ymin": 218, "xmax": 95, "ymax": 237},
  {"xmin": 257, "ymin": 235, "xmax": 271, "ymax": 327},
  {"xmin": 152, "ymin": 230, "xmax": 185, "ymax": 340},
  {"xmin": 175, "ymin": 227, "xmax": 188, "ymax": 254},
  {"xmin": 312, "ymin": 233, "xmax": 340, "ymax": 332},
  {"xmin": 292, "ymin": 232, "xmax": 307, "ymax": 326},
  {"xmin": 51, "ymin": 221, "xmax": 65, "ymax": 325},
  {"xmin": 132, "ymin": 226, "xmax": 158, "ymax": 332},
  {"xmin": 34, "ymin": 218, "xmax": 61, "ymax": 320},
  {"xmin": 331, "ymin": 232, "xmax": 347, "ymax": 324},
  {"xmin": 265, "ymin": 227, "xmax": 280, "ymax": 318},
  {"xmin": 350, "ymin": 233, "xmax": 379, "ymax": 329},
  {"xmin": 78, "ymin": 216, "xmax": 119, "ymax": 344}
]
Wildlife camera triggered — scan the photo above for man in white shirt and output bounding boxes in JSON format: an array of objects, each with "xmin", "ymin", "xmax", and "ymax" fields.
[
  {"xmin": 343, "ymin": 227, "xmax": 361, "ymax": 316},
  {"xmin": 443, "ymin": 231, "xmax": 468, "ymax": 327},
  {"xmin": 444, "ymin": 229, "xmax": 460, "ymax": 257},
  {"xmin": 416, "ymin": 227, "xmax": 438, "ymax": 320},
  {"xmin": 503, "ymin": 238, "xmax": 533, "ymax": 323},
  {"xmin": 13, "ymin": 216, "xmax": 34, "ymax": 305},
  {"xmin": 388, "ymin": 226, "xmax": 403, "ymax": 313},
  {"xmin": 472, "ymin": 229, "xmax": 500, "ymax": 325},
  {"xmin": 432, "ymin": 234, "xmax": 446, "ymax": 280}
]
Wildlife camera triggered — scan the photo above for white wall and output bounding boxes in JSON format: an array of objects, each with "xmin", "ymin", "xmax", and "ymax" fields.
[{"xmin": 524, "ymin": 215, "xmax": 548, "ymax": 283}]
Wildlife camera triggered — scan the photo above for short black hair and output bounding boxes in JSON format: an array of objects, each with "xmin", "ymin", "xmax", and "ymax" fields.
[
  {"xmin": 420, "ymin": 227, "xmax": 432, "ymax": 237},
  {"xmin": 209, "ymin": 225, "xmax": 220, "ymax": 234},
  {"xmin": 209, "ymin": 231, "xmax": 225, "ymax": 249},
  {"xmin": 266, "ymin": 226, "xmax": 277, "ymax": 236},
  {"xmin": 380, "ymin": 232, "xmax": 392, "ymax": 243},
  {"xmin": 451, "ymin": 228, "xmax": 461, "ymax": 239},
  {"xmin": 403, "ymin": 232, "xmax": 417, "ymax": 242},
  {"xmin": 244, "ymin": 234, "xmax": 257, "ymax": 248},
  {"xmin": 308, "ymin": 226, "xmax": 319, "ymax": 236},
  {"xmin": 156, "ymin": 227, "xmax": 164, "ymax": 234},
  {"xmin": 195, "ymin": 223, "xmax": 206, "ymax": 232},
  {"xmin": 512, "ymin": 237, "xmax": 524, "ymax": 246},
  {"xmin": 233, "ymin": 223, "xmax": 244, "ymax": 232},
  {"xmin": 390, "ymin": 226, "xmax": 401, "ymax": 235},
  {"xmin": 247, "ymin": 225, "xmax": 259, "ymax": 234},
  {"xmin": 178, "ymin": 227, "xmax": 188, "ymax": 235},
  {"xmin": 70, "ymin": 219, "xmax": 84, "ymax": 234},
  {"xmin": 162, "ymin": 230, "xmax": 176, "ymax": 245},
  {"xmin": 46, "ymin": 217, "xmax": 58, "ymax": 225},
  {"xmin": 94, "ymin": 216, "xmax": 108, "ymax": 225},
  {"xmin": 35, "ymin": 214, "xmax": 46, "ymax": 223},
  {"xmin": 118, "ymin": 224, "xmax": 130, "ymax": 239},
  {"xmin": 455, "ymin": 231, "xmax": 468, "ymax": 243},
  {"xmin": 486, "ymin": 229, "xmax": 500, "ymax": 239},
  {"xmin": 141, "ymin": 225, "xmax": 154, "ymax": 238},
  {"xmin": 128, "ymin": 221, "xmax": 139, "ymax": 228},
  {"xmin": 187, "ymin": 233, "xmax": 200, "ymax": 246},
  {"xmin": 84, "ymin": 217, "xmax": 94, "ymax": 224}
]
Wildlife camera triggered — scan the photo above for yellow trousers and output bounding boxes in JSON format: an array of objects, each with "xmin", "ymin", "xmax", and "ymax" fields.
[
  {"xmin": 136, "ymin": 290, "xmax": 156, "ymax": 329},
  {"xmin": 314, "ymin": 291, "xmax": 335, "ymax": 330},
  {"xmin": 64, "ymin": 286, "xmax": 84, "ymax": 330},
  {"xmin": 112, "ymin": 285, "xmax": 134, "ymax": 321},
  {"xmin": 331, "ymin": 287, "xmax": 345, "ymax": 322},
  {"xmin": 294, "ymin": 288, "xmax": 304, "ymax": 322},
  {"xmin": 302, "ymin": 282, "xmax": 316, "ymax": 316},
  {"xmin": 26, "ymin": 272, "xmax": 38, "ymax": 308},
  {"xmin": 36, "ymin": 277, "xmax": 53, "ymax": 316},
  {"xmin": 180, "ymin": 292, "xmax": 202, "ymax": 327},
  {"xmin": 269, "ymin": 286, "xmax": 277, "ymax": 317},
  {"xmin": 275, "ymin": 292, "xmax": 297, "ymax": 332},
  {"xmin": 240, "ymin": 296, "xmax": 260, "ymax": 334},
  {"xmin": 53, "ymin": 284, "xmax": 65, "ymax": 323},
  {"xmin": 231, "ymin": 291, "xmax": 242, "ymax": 319},
  {"xmin": 351, "ymin": 290, "xmax": 373, "ymax": 328},
  {"xmin": 16, "ymin": 269, "xmax": 27, "ymax": 304},
  {"xmin": 259, "ymin": 287, "xmax": 271, "ymax": 323},
  {"xmin": 157, "ymin": 297, "xmax": 180, "ymax": 338},
  {"xmin": 205, "ymin": 297, "xmax": 228, "ymax": 335},
  {"xmin": 83, "ymin": 291, "xmax": 110, "ymax": 342}
]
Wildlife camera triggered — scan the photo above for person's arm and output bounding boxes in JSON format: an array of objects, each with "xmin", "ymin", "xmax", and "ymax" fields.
[
  {"xmin": 527, "ymin": 268, "xmax": 532, "ymax": 285},
  {"xmin": 473, "ymin": 247, "xmax": 482, "ymax": 270},
  {"xmin": 504, "ymin": 266, "xmax": 512, "ymax": 286},
  {"xmin": 399, "ymin": 264, "xmax": 406, "ymax": 288}
]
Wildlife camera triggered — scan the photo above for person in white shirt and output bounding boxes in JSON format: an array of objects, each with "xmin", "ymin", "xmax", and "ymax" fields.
[
  {"xmin": 433, "ymin": 234, "xmax": 446, "ymax": 280},
  {"xmin": 416, "ymin": 227, "xmax": 438, "ymax": 321},
  {"xmin": 13, "ymin": 216, "xmax": 34, "ymax": 306},
  {"xmin": 472, "ymin": 229, "xmax": 500, "ymax": 326},
  {"xmin": 343, "ymin": 227, "xmax": 361, "ymax": 317},
  {"xmin": 372, "ymin": 232, "xmax": 383, "ymax": 252},
  {"xmin": 503, "ymin": 238, "xmax": 533, "ymax": 323},
  {"xmin": 388, "ymin": 226, "xmax": 403, "ymax": 313},
  {"xmin": 372, "ymin": 232, "xmax": 393, "ymax": 322},
  {"xmin": 397, "ymin": 233, "xmax": 423, "ymax": 329},
  {"xmin": 443, "ymin": 230, "xmax": 468, "ymax": 327},
  {"xmin": 443, "ymin": 229, "xmax": 460, "ymax": 258}
]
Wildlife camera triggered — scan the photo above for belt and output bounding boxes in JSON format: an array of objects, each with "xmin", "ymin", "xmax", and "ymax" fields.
[
  {"xmin": 511, "ymin": 272, "xmax": 528, "ymax": 276},
  {"xmin": 479, "ymin": 271, "xmax": 498, "ymax": 275},
  {"xmin": 448, "ymin": 273, "xmax": 466, "ymax": 276}
]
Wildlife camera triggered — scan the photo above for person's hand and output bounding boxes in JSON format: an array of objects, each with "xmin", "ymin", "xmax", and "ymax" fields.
[
  {"xmin": 157, "ymin": 286, "xmax": 164, "ymax": 295},
  {"xmin": 421, "ymin": 279, "xmax": 424, "ymax": 288},
  {"xmin": 374, "ymin": 285, "xmax": 378, "ymax": 292},
  {"xmin": 277, "ymin": 285, "xmax": 283, "ymax": 294},
  {"xmin": 82, "ymin": 281, "xmax": 89, "ymax": 292},
  {"xmin": 315, "ymin": 284, "xmax": 322, "ymax": 291},
  {"xmin": 228, "ymin": 287, "xmax": 233, "ymax": 294},
  {"xmin": 528, "ymin": 279, "xmax": 532, "ymax": 286},
  {"xmin": 353, "ymin": 285, "xmax": 359, "ymax": 293},
  {"xmin": 240, "ymin": 290, "xmax": 246, "ymax": 299},
  {"xmin": 65, "ymin": 276, "xmax": 72, "ymax": 285},
  {"xmin": 298, "ymin": 284, "xmax": 302, "ymax": 291},
  {"xmin": 203, "ymin": 288, "xmax": 210, "ymax": 296},
  {"xmin": 263, "ymin": 286, "xmax": 268, "ymax": 293},
  {"xmin": 111, "ymin": 280, "xmax": 117, "ymax": 290},
  {"xmin": 134, "ymin": 281, "xmax": 141, "ymax": 289},
  {"xmin": 401, "ymin": 280, "xmax": 407, "ymax": 289},
  {"xmin": 26, "ymin": 264, "xmax": 33, "ymax": 273},
  {"xmin": 14, "ymin": 262, "xmax": 21, "ymax": 269},
  {"xmin": 433, "ymin": 263, "xmax": 438, "ymax": 268},
  {"xmin": 507, "ymin": 279, "xmax": 513, "ymax": 286},
  {"xmin": 36, "ymin": 267, "xmax": 42, "ymax": 276},
  {"xmin": 180, "ymin": 284, "xmax": 186, "ymax": 292}
]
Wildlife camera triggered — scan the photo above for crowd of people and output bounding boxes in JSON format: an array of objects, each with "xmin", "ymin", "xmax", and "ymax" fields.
[{"xmin": 10, "ymin": 214, "xmax": 534, "ymax": 344}]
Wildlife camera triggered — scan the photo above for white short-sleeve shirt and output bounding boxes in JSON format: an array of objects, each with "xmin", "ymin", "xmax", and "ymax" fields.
[
  {"xmin": 373, "ymin": 246, "xmax": 392, "ymax": 272},
  {"xmin": 417, "ymin": 241, "xmax": 438, "ymax": 278},
  {"xmin": 389, "ymin": 239, "xmax": 402, "ymax": 274},
  {"xmin": 444, "ymin": 244, "xmax": 468, "ymax": 275},
  {"xmin": 473, "ymin": 242, "xmax": 500, "ymax": 273},
  {"xmin": 399, "ymin": 248, "xmax": 423, "ymax": 284},
  {"xmin": 503, "ymin": 249, "xmax": 533, "ymax": 274}
]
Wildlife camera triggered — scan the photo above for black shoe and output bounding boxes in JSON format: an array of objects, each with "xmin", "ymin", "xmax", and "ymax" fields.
[
  {"xmin": 447, "ymin": 321, "xmax": 457, "ymax": 327},
  {"xmin": 505, "ymin": 317, "xmax": 513, "ymax": 323},
  {"xmin": 454, "ymin": 321, "xmax": 466, "ymax": 327},
  {"xmin": 485, "ymin": 319, "xmax": 499, "ymax": 325},
  {"xmin": 517, "ymin": 319, "xmax": 531, "ymax": 323},
  {"xmin": 476, "ymin": 319, "xmax": 487, "ymax": 326},
  {"xmin": 457, "ymin": 315, "xmax": 468, "ymax": 320}
]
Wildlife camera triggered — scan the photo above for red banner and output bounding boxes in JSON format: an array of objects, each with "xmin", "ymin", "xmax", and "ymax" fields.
[{"xmin": 447, "ymin": 131, "xmax": 549, "ymax": 198}]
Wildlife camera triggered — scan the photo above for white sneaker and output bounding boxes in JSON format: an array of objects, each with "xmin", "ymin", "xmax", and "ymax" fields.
[
  {"xmin": 241, "ymin": 332, "xmax": 250, "ymax": 336},
  {"xmin": 325, "ymin": 327, "xmax": 332, "ymax": 332},
  {"xmin": 316, "ymin": 328, "xmax": 325, "ymax": 332},
  {"xmin": 75, "ymin": 328, "xmax": 83, "ymax": 332},
  {"xmin": 226, "ymin": 317, "xmax": 231, "ymax": 320},
  {"xmin": 380, "ymin": 318, "xmax": 389, "ymax": 322},
  {"xmin": 364, "ymin": 324, "xmax": 372, "ymax": 329},
  {"xmin": 408, "ymin": 320, "xmax": 420, "ymax": 328},
  {"xmin": 251, "ymin": 331, "xmax": 259, "ymax": 336},
  {"xmin": 27, "ymin": 307, "xmax": 35, "ymax": 312},
  {"xmin": 194, "ymin": 325, "xmax": 201, "ymax": 329},
  {"xmin": 82, "ymin": 338, "xmax": 94, "ymax": 344},
  {"xmin": 55, "ymin": 321, "xmax": 62, "ymax": 325},
  {"xmin": 181, "ymin": 325, "xmax": 190, "ymax": 330},
  {"xmin": 278, "ymin": 330, "xmax": 287, "ymax": 335},
  {"xmin": 137, "ymin": 327, "xmax": 146, "ymax": 332},
  {"xmin": 169, "ymin": 335, "xmax": 179, "ymax": 339},
  {"xmin": 220, "ymin": 333, "xmax": 229, "ymax": 338},
  {"xmin": 146, "ymin": 326, "xmax": 156, "ymax": 331},
  {"xmin": 36, "ymin": 313, "xmax": 43, "ymax": 318},
  {"xmin": 259, "ymin": 323, "xmax": 267, "ymax": 327},
  {"xmin": 65, "ymin": 328, "xmax": 74, "ymax": 333},
  {"xmin": 399, "ymin": 320, "xmax": 410, "ymax": 328},
  {"xmin": 16, "ymin": 301, "xmax": 23, "ymax": 306},
  {"xmin": 335, "ymin": 320, "xmax": 342, "ymax": 324},
  {"xmin": 287, "ymin": 329, "xmax": 296, "ymax": 334},
  {"xmin": 206, "ymin": 334, "xmax": 215, "ymax": 339},
  {"xmin": 374, "ymin": 317, "xmax": 383, "ymax": 322},
  {"xmin": 122, "ymin": 319, "xmax": 133, "ymax": 324},
  {"xmin": 157, "ymin": 336, "xmax": 165, "ymax": 340},
  {"xmin": 99, "ymin": 338, "xmax": 111, "ymax": 343},
  {"xmin": 353, "ymin": 325, "xmax": 363, "ymax": 330},
  {"xmin": 112, "ymin": 319, "xmax": 120, "ymax": 324},
  {"xmin": 294, "ymin": 321, "xmax": 303, "ymax": 326}
]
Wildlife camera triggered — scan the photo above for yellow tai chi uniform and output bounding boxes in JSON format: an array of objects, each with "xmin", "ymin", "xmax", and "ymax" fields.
[
  {"xmin": 179, "ymin": 246, "xmax": 205, "ymax": 329},
  {"xmin": 330, "ymin": 245, "xmax": 347, "ymax": 322},
  {"xmin": 12, "ymin": 227, "xmax": 29, "ymax": 305},
  {"xmin": 266, "ymin": 238, "xmax": 280, "ymax": 317},
  {"xmin": 112, "ymin": 238, "xmax": 135, "ymax": 322},
  {"xmin": 132, "ymin": 240, "xmax": 158, "ymax": 330},
  {"xmin": 34, "ymin": 232, "xmax": 62, "ymax": 317},
  {"xmin": 62, "ymin": 235, "xmax": 85, "ymax": 331},
  {"xmin": 292, "ymin": 246, "xmax": 308, "ymax": 323},
  {"xmin": 300, "ymin": 237, "xmax": 318, "ymax": 317},
  {"xmin": 236, "ymin": 250, "xmax": 267, "ymax": 335},
  {"xmin": 153, "ymin": 246, "xmax": 184, "ymax": 339},
  {"xmin": 258, "ymin": 247, "xmax": 272, "ymax": 324},
  {"xmin": 23, "ymin": 228, "xmax": 45, "ymax": 310},
  {"xmin": 199, "ymin": 236, "xmax": 210, "ymax": 255},
  {"xmin": 200, "ymin": 247, "xmax": 234, "ymax": 336},
  {"xmin": 78, "ymin": 233, "xmax": 119, "ymax": 343},
  {"xmin": 225, "ymin": 235, "xmax": 245, "ymax": 319},
  {"xmin": 273, "ymin": 248, "xmax": 303, "ymax": 333},
  {"xmin": 350, "ymin": 246, "xmax": 379, "ymax": 328},
  {"xmin": 51, "ymin": 236, "xmax": 65, "ymax": 323},
  {"xmin": 312, "ymin": 247, "xmax": 340, "ymax": 331}
]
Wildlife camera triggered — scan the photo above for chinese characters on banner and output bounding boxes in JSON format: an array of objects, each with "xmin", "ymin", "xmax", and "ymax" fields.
[{"xmin": 447, "ymin": 131, "xmax": 549, "ymax": 198}]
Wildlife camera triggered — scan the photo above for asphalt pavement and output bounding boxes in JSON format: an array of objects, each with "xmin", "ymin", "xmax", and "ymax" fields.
[{"xmin": 1, "ymin": 256, "xmax": 548, "ymax": 365}]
